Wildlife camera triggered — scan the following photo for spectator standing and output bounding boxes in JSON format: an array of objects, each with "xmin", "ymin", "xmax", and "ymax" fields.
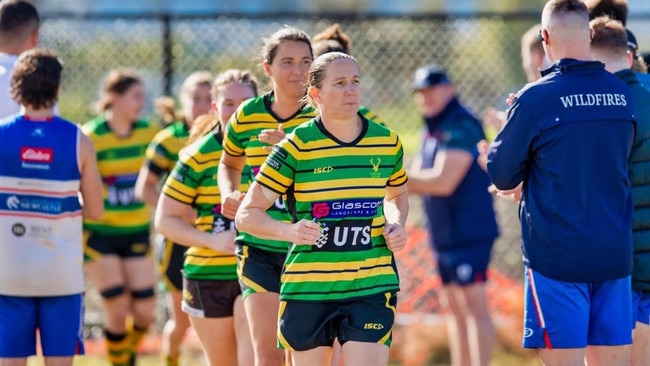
[
  {"xmin": 0, "ymin": 0, "xmax": 39, "ymax": 118},
  {"xmin": 0, "ymin": 49, "xmax": 103, "ymax": 366},
  {"xmin": 590, "ymin": 16, "xmax": 650, "ymax": 366},
  {"xmin": 487, "ymin": 1, "xmax": 636, "ymax": 365},
  {"xmin": 407, "ymin": 64, "xmax": 499, "ymax": 366}
]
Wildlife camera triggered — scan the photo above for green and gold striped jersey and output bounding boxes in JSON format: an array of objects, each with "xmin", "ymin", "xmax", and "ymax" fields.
[
  {"xmin": 145, "ymin": 120, "xmax": 189, "ymax": 177},
  {"xmin": 162, "ymin": 129, "xmax": 252, "ymax": 280},
  {"xmin": 222, "ymin": 92, "xmax": 317, "ymax": 253},
  {"xmin": 358, "ymin": 105, "xmax": 385, "ymax": 126},
  {"xmin": 82, "ymin": 117, "xmax": 158, "ymax": 235},
  {"xmin": 256, "ymin": 115, "xmax": 408, "ymax": 301}
]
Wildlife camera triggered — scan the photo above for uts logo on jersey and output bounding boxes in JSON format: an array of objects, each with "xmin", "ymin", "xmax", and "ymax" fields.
[
  {"xmin": 312, "ymin": 219, "xmax": 373, "ymax": 252},
  {"xmin": 311, "ymin": 199, "xmax": 383, "ymax": 219}
]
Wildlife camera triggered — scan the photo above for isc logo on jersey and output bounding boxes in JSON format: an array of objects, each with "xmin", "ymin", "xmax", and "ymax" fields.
[{"xmin": 312, "ymin": 199, "xmax": 383, "ymax": 219}]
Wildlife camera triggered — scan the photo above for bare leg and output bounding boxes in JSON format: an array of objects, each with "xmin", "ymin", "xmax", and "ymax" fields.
[
  {"xmin": 538, "ymin": 348, "xmax": 585, "ymax": 366},
  {"xmin": 243, "ymin": 292, "xmax": 284, "ymax": 366},
  {"xmin": 190, "ymin": 315, "xmax": 238, "ymax": 366},
  {"xmin": 341, "ymin": 341, "xmax": 389, "ymax": 366},
  {"xmin": 632, "ymin": 322, "xmax": 650, "ymax": 366},
  {"xmin": 233, "ymin": 295, "xmax": 255, "ymax": 366},
  {"xmin": 585, "ymin": 345, "xmax": 630, "ymax": 366},
  {"xmin": 291, "ymin": 346, "xmax": 332, "ymax": 366},
  {"xmin": 0, "ymin": 358, "xmax": 27, "ymax": 366},
  {"xmin": 441, "ymin": 285, "xmax": 471, "ymax": 366},
  {"xmin": 161, "ymin": 290, "xmax": 191, "ymax": 362}
]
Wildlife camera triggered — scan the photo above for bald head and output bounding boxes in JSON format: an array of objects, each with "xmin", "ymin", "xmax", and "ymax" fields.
[{"xmin": 541, "ymin": 0, "xmax": 592, "ymax": 62}]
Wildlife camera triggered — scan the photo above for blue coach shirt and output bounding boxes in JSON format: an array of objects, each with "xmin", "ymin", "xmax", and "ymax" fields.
[
  {"xmin": 420, "ymin": 99, "xmax": 499, "ymax": 251},
  {"xmin": 487, "ymin": 59, "xmax": 636, "ymax": 283}
]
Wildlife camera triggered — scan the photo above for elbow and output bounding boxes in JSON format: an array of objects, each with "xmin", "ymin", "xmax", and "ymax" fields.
[
  {"xmin": 488, "ymin": 173, "xmax": 520, "ymax": 191},
  {"xmin": 153, "ymin": 211, "xmax": 167, "ymax": 237},
  {"xmin": 234, "ymin": 209, "xmax": 248, "ymax": 235},
  {"xmin": 436, "ymin": 183, "xmax": 457, "ymax": 197},
  {"xmin": 85, "ymin": 207, "xmax": 103, "ymax": 221}
]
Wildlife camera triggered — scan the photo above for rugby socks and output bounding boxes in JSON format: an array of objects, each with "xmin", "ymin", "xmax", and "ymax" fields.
[
  {"xmin": 127, "ymin": 321, "xmax": 149, "ymax": 356},
  {"xmin": 165, "ymin": 354, "xmax": 180, "ymax": 366},
  {"xmin": 104, "ymin": 328, "xmax": 131, "ymax": 366}
]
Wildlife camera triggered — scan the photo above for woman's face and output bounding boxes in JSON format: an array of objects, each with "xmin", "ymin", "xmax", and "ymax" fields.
[
  {"xmin": 264, "ymin": 40, "xmax": 312, "ymax": 99},
  {"xmin": 111, "ymin": 82, "xmax": 145, "ymax": 121},
  {"xmin": 213, "ymin": 82, "xmax": 257, "ymax": 128},
  {"xmin": 311, "ymin": 58, "xmax": 361, "ymax": 119},
  {"xmin": 182, "ymin": 83, "xmax": 212, "ymax": 125}
]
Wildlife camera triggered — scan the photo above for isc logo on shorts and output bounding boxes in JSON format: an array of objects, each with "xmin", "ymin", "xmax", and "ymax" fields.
[{"xmin": 363, "ymin": 323, "xmax": 384, "ymax": 330}]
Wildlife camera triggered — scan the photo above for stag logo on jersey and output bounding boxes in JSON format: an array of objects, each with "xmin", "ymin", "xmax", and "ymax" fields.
[
  {"xmin": 369, "ymin": 157, "xmax": 382, "ymax": 178},
  {"xmin": 311, "ymin": 220, "xmax": 372, "ymax": 252},
  {"xmin": 311, "ymin": 199, "xmax": 382, "ymax": 219}
]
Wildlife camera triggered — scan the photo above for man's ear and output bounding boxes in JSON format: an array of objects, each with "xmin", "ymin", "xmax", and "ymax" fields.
[{"xmin": 626, "ymin": 50, "xmax": 634, "ymax": 68}]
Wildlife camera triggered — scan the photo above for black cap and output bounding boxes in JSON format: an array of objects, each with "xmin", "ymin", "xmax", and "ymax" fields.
[
  {"xmin": 412, "ymin": 64, "xmax": 450, "ymax": 90},
  {"xmin": 626, "ymin": 28, "xmax": 639, "ymax": 56}
]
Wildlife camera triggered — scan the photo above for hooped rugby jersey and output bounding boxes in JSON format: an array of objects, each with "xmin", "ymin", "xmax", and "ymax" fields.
[
  {"xmin": 256, "ymin": 115, "xmax": 408, "ymax": 301},
  {"xmin": 162, "ymin": 129, "xmax": 252, "ymax": 280},
  {"xmin": 145, "ymin": 120, "xmax": 189, "ymax": 177},
  {"xmin": 222, "ymin": 93, "xmax": 316, "ymax": 253},
  {"xmin": 82, "ymin": 116, "xmax": 158, "ymax": 235},
  {"xmin": 0, "ymin": 115, "xmax": 84, "ymax": 296}
]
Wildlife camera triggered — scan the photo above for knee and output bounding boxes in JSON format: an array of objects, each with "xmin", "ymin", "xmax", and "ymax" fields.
[
  {"xmin": 131, "ymin": 288, "xmax": 157, "ymax": 326},
  {"xmin": 255, "ymin": 347, "xmax": 284, "ymax": 366}
]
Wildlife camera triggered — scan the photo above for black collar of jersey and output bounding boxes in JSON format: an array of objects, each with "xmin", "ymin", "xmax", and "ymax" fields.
[
  {"xmin": 315, "ymin": 112, "xmax": 369, "ymax": 147},
  {"xmin": 540, "ymin": 58, "xmax": 606, "ymax": 77},
  {"xmin": 263, "ymin": 92, "xmax": 309, "ymax": 123}
]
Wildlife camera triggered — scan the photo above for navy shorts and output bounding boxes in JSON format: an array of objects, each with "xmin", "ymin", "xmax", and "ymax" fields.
[
  {"xmin": 84, "ymin": 230, "xmax": 151, "ymax": 261},
  {"xmin": 154, "ymin": 235, "xmax": 185, "ymax": 291},
  {"xmin": 0, "ymin": 294, "xmax": 84, "ymax": 357},
  {"xmin": 632, "ymin": 289, "xmax": 650, "ymax": 325},
  {"xmin": 236, "ymin": 244, "xmax": 285, "ymax": 298},
  {"xmin": 523, "ymin": 267, "xmax": 632, "ymax": 348},
  {"xmin": 435, "ymin": 241, "xmax": 494, "ymax": 285},
  {"xmin": 278, "ymin": 292, "xmax": 397, "ymax": 351}
]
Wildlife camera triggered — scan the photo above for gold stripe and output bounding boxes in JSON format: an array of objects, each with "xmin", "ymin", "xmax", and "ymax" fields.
[
  {"xmin": 277, "ymin": 301, "xmax": 292, "ymax": 350},
  {"xmin": 378, "ymin": 292, "xmax": 396, "ymax": 345},
  {"xmin": 237, "ymin": 246, "xmax": 266, "ymax": 293},
  {"xmin": 282, "ymin": 266, "xmax": 395, "ymax": 283},
  {"xmin": 285, "ymin": 256, "xmax": 392, "ymax": 272}
]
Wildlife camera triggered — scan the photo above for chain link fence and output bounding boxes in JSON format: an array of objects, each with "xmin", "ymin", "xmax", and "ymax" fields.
[{"xmin": 37, "ymin": 12, "xmax": 650, "ymax": 332}]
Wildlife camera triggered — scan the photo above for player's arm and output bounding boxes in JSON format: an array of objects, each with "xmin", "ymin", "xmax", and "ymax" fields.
[
  {"xmin": 135, "ymin": 166, "xmax": 162, "ymax": 209},
  {"xmin": 383, "ymin": 184, "xmax": 409, "ymax": 252},
  {"xmin": 235, "ymin": 182, "xmax": 320, "ymax": 245},
  {"xmin": 218, "ymin": 152, "xmax": 247, "ymax": 219},
  {"xmin": 78, "ymin": 133, "xmax": 103, "ymax": 220},
  {"xmin": 408, "ymin": 148, "xmax": 473, "ymax": 197},
  {"xmin": 155, "ymin": 193, "xmax": 234, "ymax": 253}
]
